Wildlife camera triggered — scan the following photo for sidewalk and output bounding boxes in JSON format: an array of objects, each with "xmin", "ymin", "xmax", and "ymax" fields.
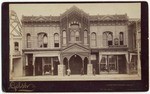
[{"xmin": 11, "ymin": 74, "xmax": 141, "ymax": 81}]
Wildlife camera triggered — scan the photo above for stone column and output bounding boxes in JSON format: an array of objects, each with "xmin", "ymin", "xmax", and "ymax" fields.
[
  {"xmin": 87, "ymin": 55, "xmax": 93, "ymax": 75},
  {"xmin": 99, "ymin": 54, "xmax": 102, "ymax": 74},
  {"xmin": 42, "ymin": 58, "xmax": 44, "ymax": 75},
  {"xmin": 58, "ymin": 55, "xmax": 65, "ymax": 76},
  {"xmin": 125, "ymin": 54, "xmax": 130, "ymax": 74},
  {"xmin": 82, "ymin": 57, "xmax": 84, "ymax": 75},
  {"xmin": 51, "ymin": 57, "xmax": 54, "ymax": 76},
  {"xmin": 25, "ymin": 55, "xmax": 28, "ymax": 66},
  {"xmin": 32, "ymin": 56, "xmax": 35, "ymax": 76}
]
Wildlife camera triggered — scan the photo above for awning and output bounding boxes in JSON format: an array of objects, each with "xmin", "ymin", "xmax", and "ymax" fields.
[{"xmin": 34, "ymin": 52, "xmax": 60, "ymax": 61}]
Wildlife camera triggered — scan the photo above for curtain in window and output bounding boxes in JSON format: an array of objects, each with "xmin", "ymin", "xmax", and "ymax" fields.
[
  {"xmin": 103, "ymin": 33, "xmax": 107, "ymax": 46},
  {"xmin": 54, "ymin": 33, "xmax": 59, "ymax": 47}
]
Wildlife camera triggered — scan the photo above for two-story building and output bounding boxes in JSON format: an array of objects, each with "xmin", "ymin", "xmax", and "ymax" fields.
[
  {"xmin": 20, "ymin": 6, "xmax": 140, "ymax": 76},
  {"xmin": 9, "ymin": 10, "xmax": 22, "ymax": 79}
]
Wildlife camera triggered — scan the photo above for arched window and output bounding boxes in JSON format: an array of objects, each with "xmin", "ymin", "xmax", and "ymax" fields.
[
  {"xmin": 91, "ymin": 32, "xmax": 96, "ymax": 47},
  {"xmin": 54, "ymin": 33, "xmax": 59, "ymax": 47},
  {"xmin": 119, "ymin": 32, "xmax": 124, "ymax": 45},
  {"xmin": 103, "ymin": 32, "xmax": 107, "ymax": 46},
  {"xmin": 108, "ymin": 32, "xmax": 113, "ymax": 45},
  {"xmin": 63, "ymin": 31, "xmax": 66, "ymax": 45},
  {"xmin": 38, "ymin": 33, "xmax": 48, "ymax": 48},
  {"xmin": 103, "ymin": 31, "xmax": 113, "ymax": 46},
  {"xmin": 14, "ymin": 42, "xmax": 19, "ymax": 51},
  {"xmin": 70, "ymin": 31, "xmax": 75, "ymax": 42},
  {"xmin": 27, "ymin": 33, "xmax": 31, "ymax": 48},
  {"xmin": 75, "ymin": 31, "xmax": 80, "ymax": 41},
  {"xmin": 84, "ymin": 30, "xmax": 88, "ymax": 44}
]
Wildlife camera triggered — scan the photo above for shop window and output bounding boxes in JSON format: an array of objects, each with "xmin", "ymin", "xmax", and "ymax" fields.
[
  {"xmin": 62, "ymin": 31, "xmax": 66, "ymax": 45},
  {"xmin": 100, "ymin": 56, "xmax": 107, "ymax": 72},
  {"xmin": 91, "ymin": 32, "xmax": 96, "ymax": 47},
  {"xmin": 100, "ymin": 55, "xmax": 118, "ymax": 73},
  {"xmin": 84, "ymin": 30, "xmax": 88, "ymax": 44},
  {"xmin": 27, "ymin": 33, "xmax": 31, "ymax": 48},
  {"xmin": 54, "ymin": 33, "xmax": 59, "ymax": 47},
  {"xmin": 119, "ymin": 32, "xmax": 124, "ymax": 45},
  {"xmin": 37, "ymin": 33, "xmax": 48, "ymax": 48},
  {"xmin": 14, "ymin": 42, "xmax": 19, "ymax": 51}
]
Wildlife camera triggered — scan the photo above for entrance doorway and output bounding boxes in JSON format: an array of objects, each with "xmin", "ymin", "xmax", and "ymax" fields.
[
  {"xmin": 35, "ymin": 57, "xmax": 42, "ymax": 75},
  {"xmin": 69, "ymin": 55, "xmax": 82, "ymax": 74}
]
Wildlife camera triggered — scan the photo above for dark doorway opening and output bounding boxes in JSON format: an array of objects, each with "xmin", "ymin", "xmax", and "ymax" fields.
[
  {"xmin": 69, "ymin": 55, "xmax": 82, "ymax": 74},
  {"xmin": 35, "ymin": 57, "xmax": 42, "ymax": 75},
  {"xmin": 84, "ymin": 57, "xmax": 88, "ymax": 74}
]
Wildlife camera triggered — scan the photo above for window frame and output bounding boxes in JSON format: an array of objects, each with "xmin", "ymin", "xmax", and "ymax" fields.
[
  {"xmin": 54, "ymin": 33, "xmax": 59, "ymax": 47},
  {"xmin": 91, "ymin": 32, "xmax": 97, "ymax": 47},
  {"xmin": 27, "ymin": 33, "xmax": 31, "ymax": 48}
]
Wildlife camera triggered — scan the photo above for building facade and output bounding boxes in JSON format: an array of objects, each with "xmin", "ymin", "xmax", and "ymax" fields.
[
  {"xmin": 18, "ymin": 6, "xmax": 141, "ymax": 77},
  {"xmin": 9, "ymin": 10, "xmax": 23, "ymax": 79}
]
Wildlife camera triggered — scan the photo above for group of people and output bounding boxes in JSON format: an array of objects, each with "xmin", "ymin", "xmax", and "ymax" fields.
[{"xmin": 66, "ymin": 68, "xmax": 96, "ymax": 76}]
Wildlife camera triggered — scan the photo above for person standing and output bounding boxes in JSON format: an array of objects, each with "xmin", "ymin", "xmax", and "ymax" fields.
[{"xmin": 67, "ymin": 68, "xmax": 71, "ymax": 76}]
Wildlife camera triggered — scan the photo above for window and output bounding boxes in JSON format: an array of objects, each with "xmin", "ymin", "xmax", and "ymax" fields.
[
  {"xmin": 27, "ymin": 33, "xmax": 31, "ymax": 48},
  {"xmin": 108, "ymin": 32, "xmax": 113, "ymax": 45},
  {"xmin": 100, "ymin": 55, "xmax": 118, "ymax": 73},
  {"xmin": 114, "ymin": 38, "xmax": 119, "ymax": 45},
  {"xmin": 70, "ymin": 31, "xmax": 75, "ymax": 42},
  {"xmin": 91, "ymin": 32, "xmax": 96, "ymax": 47},
  {"xmin": 103, "ymin": 33, "xmax": 107, "ymax": 46},
  {"xmin": 84, "ymin": 30, "xmax": 88, "ymax": 44},
  {"xmin": 103, "ymin": 31, "xmax": 113, "ymax": 46},
  {"xmin": 62, "ymin": 31, "xmax": 66, "ymax": 45},
  {"xmin": 38, "ymin": 33, "xmax": 48, "ymax": 48},
  {"xmin": 14, "ymin": 42, "xmax": 19, "ymax": 51},
  {"xmin": 75, "ymin": 31, "xmax": 79, "ymax": 41},
  {"xmin": 119, "ymin": 32, "xmax": 124, "ymax": 45},
  {"xmin": 54, "ymin": 33, "xmax": 59, "ymax": 47}
]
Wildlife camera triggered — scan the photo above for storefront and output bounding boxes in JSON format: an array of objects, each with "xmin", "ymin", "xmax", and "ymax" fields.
[{"xmin": 25, "ymin": 52, "xmax": 60, "ymax": 76}]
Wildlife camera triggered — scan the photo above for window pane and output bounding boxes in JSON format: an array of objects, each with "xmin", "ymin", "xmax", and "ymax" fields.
[
  {"xmin": 62, "ymin": 31, "xmax": 66, "ymax": 45},
  {"xmin": 91, "ymin": 33, "xmax": 96, "ymax": 46},
  {"xmin": 71, "ymin": 31, "xmax": 75, "ymax": 42},
  {"xmin": 38, "ymin": 33, "xmax": 47, "ymax": 48},
  {"xmin": 103, "ymin": 33, "xmax": 107, "ymax": 46}
]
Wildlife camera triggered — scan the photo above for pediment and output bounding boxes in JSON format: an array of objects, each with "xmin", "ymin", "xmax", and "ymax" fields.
[
  {"xmin": 102, "ymin": 16, "xmax": 114, "ymax": 20},
  {"xmin": 62, "ymin": 44, "xmax": 89, "ymax": 53},
  {"xmin": 35, "ymin": 16, "xmax": 47, "ymax": 21},
  {"xmin": 62, "ymin": 6, "xmax": 88, "ymax": 18}
]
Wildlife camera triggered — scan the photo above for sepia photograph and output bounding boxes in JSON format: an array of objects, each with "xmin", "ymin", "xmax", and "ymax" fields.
[
  {"xmin": 2, "ymin": 2, "xmax": 148, "ymax": 92},
  {"xmin": 9, "ymin": 3, "xmax": 142, "ymax": 81}
]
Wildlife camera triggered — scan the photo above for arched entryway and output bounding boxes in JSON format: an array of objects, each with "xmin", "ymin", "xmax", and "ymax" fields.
[{"xmin": 69, "ymin": 54, "xmax": 82, "ymax": 74}]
